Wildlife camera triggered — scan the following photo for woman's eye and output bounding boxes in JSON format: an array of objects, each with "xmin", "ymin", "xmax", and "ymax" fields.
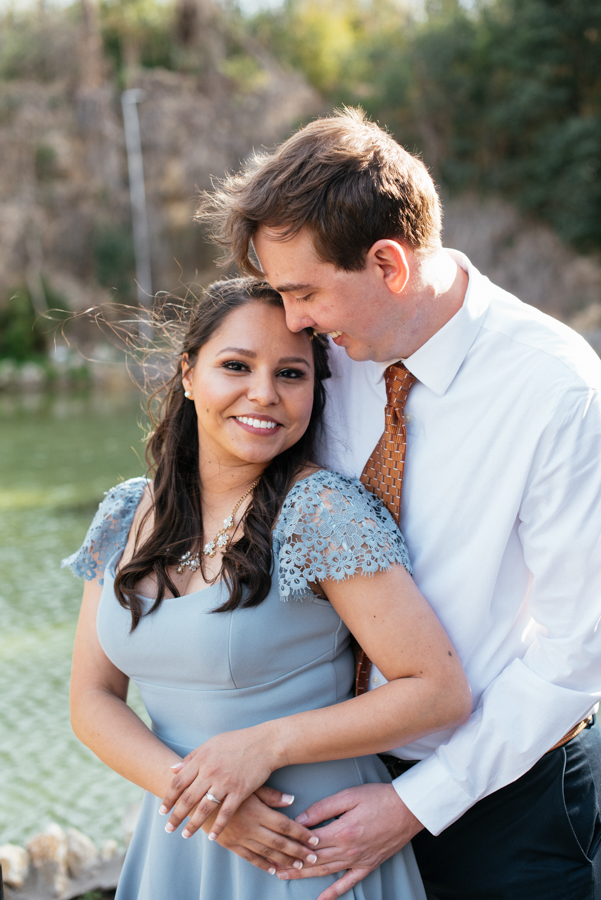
[
  {"xmin": 278, "ymin": 368, "xmax": 306, "ymax": 379},
  {"xmin": 222, "ymin": 360, "xmax": 249, "ymax": 372}
]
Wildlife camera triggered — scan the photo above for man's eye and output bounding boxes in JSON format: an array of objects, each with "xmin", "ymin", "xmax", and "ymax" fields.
[
  {"xmin": 295, "ymin": 294, "xmax": 313, "ymax": 302},
  {"xmin": 278, "ymin": 368, "xmax": 306, "ymax": 379},
  {"xmin": 222, "ymin": 361, "xmax": 249, "ymax": 372}
]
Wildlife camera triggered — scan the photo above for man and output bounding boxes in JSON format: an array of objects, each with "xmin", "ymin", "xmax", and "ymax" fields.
[{"xmin": 197, "ymin": 108, "xmax": 601, "ymax": 899}]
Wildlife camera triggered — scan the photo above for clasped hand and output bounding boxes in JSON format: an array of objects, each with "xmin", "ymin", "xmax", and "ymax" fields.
[{"xmin": 159, "ymin": 725, "xmax": 281, "ymax": 840}]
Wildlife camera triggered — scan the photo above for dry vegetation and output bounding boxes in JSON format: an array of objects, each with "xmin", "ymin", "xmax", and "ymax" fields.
[{"xmin": 1, "ymin": 0, "xmax": 600, "ymax": 364}]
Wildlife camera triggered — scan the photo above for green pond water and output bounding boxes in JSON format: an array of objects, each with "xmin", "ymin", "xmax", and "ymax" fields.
[{"xmin": 0, "ymin": 389, "xmax": 152, "ymax": 848}]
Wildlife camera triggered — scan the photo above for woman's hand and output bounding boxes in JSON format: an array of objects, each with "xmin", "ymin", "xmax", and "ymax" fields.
[
  {"xmin": 199, "ymin": 787, "xmax": 321, "ymax": 872},
  {"xmin": 160, "ymin": 724, "xmax": 284, "ymax": 839}
]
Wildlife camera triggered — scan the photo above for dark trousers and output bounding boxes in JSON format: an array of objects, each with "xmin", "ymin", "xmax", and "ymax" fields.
[{"xmin": 410, "ymin": 715, "xmax": 601, "ymax": 900}]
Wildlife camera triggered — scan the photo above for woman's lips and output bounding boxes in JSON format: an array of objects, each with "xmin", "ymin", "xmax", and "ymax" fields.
[{"xmin": 233, "ymin": 415, "xmax": 282, "ymax": 435}]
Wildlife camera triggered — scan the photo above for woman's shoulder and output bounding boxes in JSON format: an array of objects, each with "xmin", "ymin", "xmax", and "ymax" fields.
[
  {"xmin": 102, "ymin": 476, "xmax": 150, "ymax": 507},
  {"xmin": 278, "ymin": 467, "xmax": 397, "ymax": 528},
  {"xmin": 61, "ymin": 476, "xmax": 150, "ymax": 583},
  {"xmin": 93, "ymin": 476, "xmax": 151, "ymax": 535},
  {"xmin": 273, "ymin": 468, "xmax": 412, "ymax": 600}
]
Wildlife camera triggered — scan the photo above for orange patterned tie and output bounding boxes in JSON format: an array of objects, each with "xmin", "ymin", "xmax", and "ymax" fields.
[{"xmin": 355, "ymin": 362, "xmax": 416, "ymax": 695}]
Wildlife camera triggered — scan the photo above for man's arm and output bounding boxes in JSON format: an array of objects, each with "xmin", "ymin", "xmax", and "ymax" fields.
[
  {"xmin": 278, "ymin": 385, "xmax": 601, "ymax": 894},
  {"xmin": 395, "ymin": 385, "xmax": 601, "ymax": 834}
]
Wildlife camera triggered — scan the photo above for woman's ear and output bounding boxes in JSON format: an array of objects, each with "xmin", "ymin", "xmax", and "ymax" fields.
[{"xmin": 181, "ymin": 353, "xmax": 193, "ymax": 395}]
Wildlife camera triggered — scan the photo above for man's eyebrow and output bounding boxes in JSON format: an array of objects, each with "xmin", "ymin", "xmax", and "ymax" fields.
[{"xmin": 275, "ymin": 283, "xmax": 314, "ymax": 295}]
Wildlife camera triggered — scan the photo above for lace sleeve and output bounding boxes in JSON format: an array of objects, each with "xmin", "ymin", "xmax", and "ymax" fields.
[
  {"xmin": 273, "ymin": 470, "xmax": 412, "ymax": 601},
  {"xmin": 61, "ymin": 477, "xmax": 149, "ymax": 584}
]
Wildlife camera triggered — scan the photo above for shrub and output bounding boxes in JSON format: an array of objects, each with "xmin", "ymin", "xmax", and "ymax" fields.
[{"xmin": 0, "ymin": 288, "xmax": 47, "ymax": 361}]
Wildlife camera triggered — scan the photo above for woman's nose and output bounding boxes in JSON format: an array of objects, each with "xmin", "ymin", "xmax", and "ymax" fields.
[{"xmin": 247, "ymin": 372, "xmax": 279, "ymax": 406}]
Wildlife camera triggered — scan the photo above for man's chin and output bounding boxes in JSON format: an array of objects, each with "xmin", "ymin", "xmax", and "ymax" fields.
[
  {"xmin": 340, "ymin": 340, "xmax": 403, "ymax": 364},
  {"xmin": 339, "ymin": 342, "xmax": 377, "ymax": 363}
]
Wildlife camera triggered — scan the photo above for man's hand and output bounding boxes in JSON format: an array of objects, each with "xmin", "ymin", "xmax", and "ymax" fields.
[
  {"xmin": 275, "ymin": 783, "xmax": 424, "ymax": 900},
  {"xmin": 201, "ymin": 787, "xmax": 321, "ymax": 873}
]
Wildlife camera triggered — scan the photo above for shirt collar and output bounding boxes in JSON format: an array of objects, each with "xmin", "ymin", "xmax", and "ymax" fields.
[{"xmin": 372, "ymin": 250, "xmax": 491, "ymax": 397}]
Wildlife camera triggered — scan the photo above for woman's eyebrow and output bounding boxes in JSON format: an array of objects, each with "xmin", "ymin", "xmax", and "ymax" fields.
[
  {"xmin": 218, "ymin": 347, "xmax": 256, "ymax": 357},
  {"xmin": 217, "ymin": 348, "xmax": 310, "ymax": 366}
]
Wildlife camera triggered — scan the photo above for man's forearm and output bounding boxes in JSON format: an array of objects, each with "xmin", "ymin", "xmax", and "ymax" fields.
[{"xmin": 393, "ymin": 666, "xmax": 599, "ymax": 835}]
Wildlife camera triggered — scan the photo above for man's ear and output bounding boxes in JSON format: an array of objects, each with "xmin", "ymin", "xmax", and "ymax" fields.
[{"xmin": 367, "ymin": 240, "xmax": 410, "ymax": 294}]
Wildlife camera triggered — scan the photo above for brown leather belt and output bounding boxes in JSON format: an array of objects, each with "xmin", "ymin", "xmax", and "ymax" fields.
[
  {"xmin": 549, "ymin": 714, "xmax": 594, "ymax": 751},
  {"xmin": 379, "ymin": 715, "xmax": 595, "ymax": 780}
]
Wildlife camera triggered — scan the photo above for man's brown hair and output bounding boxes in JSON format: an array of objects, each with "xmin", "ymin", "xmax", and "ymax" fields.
[{"xmin": 197, "ymin": 107, "xmax": 443, "ymax": 276}]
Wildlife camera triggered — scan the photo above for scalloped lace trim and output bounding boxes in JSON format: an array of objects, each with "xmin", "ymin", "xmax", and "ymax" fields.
[
  {"xmin": 61, "ymin": 470, "xmax": 411, "ymax": 597},
  {"xmin": 273, "ymin": 470, "xmax": 412, "ymax": 600},
  {"xmin": 61, "ymin": 477, "xmax": 148, "ymax": 585}
]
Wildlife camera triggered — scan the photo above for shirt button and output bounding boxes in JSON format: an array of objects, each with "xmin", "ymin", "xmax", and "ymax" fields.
[
  {"xmin": 372, "ymin": 675, "xmax": 381, "ymax": 686},
  {"xmin": 405, "ymin": 413, "xmax": 413, "ymax": 424}
]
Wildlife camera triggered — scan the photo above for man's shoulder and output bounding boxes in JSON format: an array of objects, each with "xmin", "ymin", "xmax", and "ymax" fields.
[{"xmin": 481, "ymin": 278, "xmax": 601, "ymax": 391}]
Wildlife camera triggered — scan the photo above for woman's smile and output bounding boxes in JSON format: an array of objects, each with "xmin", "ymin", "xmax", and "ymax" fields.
[{"xmin": 233, "ymin": 414, "xmax": 282, "ymax": 434}]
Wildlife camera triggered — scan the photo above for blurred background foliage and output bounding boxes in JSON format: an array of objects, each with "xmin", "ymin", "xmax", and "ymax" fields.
[
  {"xmin": 0, "ymin": 0, "xmax": 600, "ymax": 367},
  {"xmin": 1, "ymin": 0, "xmax": 598, "ymax": 250},
  {"xmin": 250, "ymin": 0, "xmax": 601, "ymax": 251},
  {"xmin": 0, "ymin": 288, "xmax": 47, "ymax": 361}
]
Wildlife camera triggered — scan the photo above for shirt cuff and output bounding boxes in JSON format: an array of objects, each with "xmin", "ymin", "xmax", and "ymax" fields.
[{"xmin": 392, "ymin": 754, "xmax": 474, "ymax": 836}]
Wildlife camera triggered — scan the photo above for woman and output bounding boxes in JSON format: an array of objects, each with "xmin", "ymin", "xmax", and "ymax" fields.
[{"xmin": 65, "ymin": 278, "xmax": 471, "ymax": 900}]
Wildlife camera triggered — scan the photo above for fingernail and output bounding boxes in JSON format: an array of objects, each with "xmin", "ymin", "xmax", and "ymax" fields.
[
  {"xmin": 159, "ymin": 805, "xmax": 169, "ymax": 815},
  {"xmin": 170, "ymin": 762, "xmax": 184, "ymax": 772},
  {"xmin": 268, "ymin": 867, "xmax": 276, "ymax": 875},
  {"xmin": 208, "ymin": 832, "xmax": 217, "ymax": 842},
  {"xmin": 277, "ymin": 872, "xmax": 289, "ymax": 880},
  {"xmin": 308, "ymin": 836, "xmax": 319, "ymax": 846},
  {"xmin": 182, "ymin": 829, "xmax": 191, "ymax": 839},
  {"xmin": 165, "ymin": 823, "xmax": 175, "ymax": 833},
  {"xmin": 295, "ymin": 812, "xmax": 308, "ymax": 824},
  {"xmin": 307, "ymin": 854, "xmax": 317, "ymax": 864},
  {"xmin": 293, "ymin": 860, "xmax": 303, "ymax": 869},
  {"xmin": 282, "ymin": 793, "xmax": 295, "ymax": 805}
]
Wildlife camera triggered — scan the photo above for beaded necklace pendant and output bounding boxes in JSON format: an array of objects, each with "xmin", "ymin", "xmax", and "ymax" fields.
[{"xmin": 176, "ymin": 480, "xmax": 258, "ymax": 572}]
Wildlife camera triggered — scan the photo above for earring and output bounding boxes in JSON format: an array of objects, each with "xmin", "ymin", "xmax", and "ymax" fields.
[{"xmin": 184, "ymin": 390, "xmax": 192, "ymax": 399}]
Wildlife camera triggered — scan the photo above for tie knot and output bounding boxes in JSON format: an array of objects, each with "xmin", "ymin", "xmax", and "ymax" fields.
[{"xmin": 385, "ymin": 363, "xmax": 416, "ymax": 413}]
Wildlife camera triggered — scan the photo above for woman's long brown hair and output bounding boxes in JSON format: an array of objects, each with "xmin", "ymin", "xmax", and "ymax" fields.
[{"xmin": 114, "ymin": 278, "xmax": 330, "ymax": 629}]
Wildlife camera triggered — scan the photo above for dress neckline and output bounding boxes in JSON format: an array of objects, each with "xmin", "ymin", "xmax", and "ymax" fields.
[
  {"xmin": 106, "ymin": 549, "xmax": 223, "ymax": 601},
  {"xmin": 110, "ymin": 469, "xmax": 341, "ymax": 602}
]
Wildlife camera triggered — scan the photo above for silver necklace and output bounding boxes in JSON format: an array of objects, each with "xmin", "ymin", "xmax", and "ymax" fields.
[{"xmin": 176, "ymin": 479, "xmax": 259, "ymax": 572}]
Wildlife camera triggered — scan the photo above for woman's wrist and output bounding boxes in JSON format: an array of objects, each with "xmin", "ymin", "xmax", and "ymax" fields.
[{"xmin": 256, "ymin": 718, "xmax": 292, "ymax": 771}]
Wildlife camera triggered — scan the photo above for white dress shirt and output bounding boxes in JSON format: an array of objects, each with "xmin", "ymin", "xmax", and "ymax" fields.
[{"xmin": 322, "ymin": 250, "xmax": 601, "ymax": 835}]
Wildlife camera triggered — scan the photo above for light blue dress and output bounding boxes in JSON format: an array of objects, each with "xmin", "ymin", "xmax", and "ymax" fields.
[{"xmin": 64, "ymin": 470, "xmax": 427, "ymax": 900}]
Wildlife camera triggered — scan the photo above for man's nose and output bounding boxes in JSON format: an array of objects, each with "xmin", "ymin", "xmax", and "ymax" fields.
[{"xmin": 282, "ymin": 298, "xmax": 315, "ymax": 333}]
